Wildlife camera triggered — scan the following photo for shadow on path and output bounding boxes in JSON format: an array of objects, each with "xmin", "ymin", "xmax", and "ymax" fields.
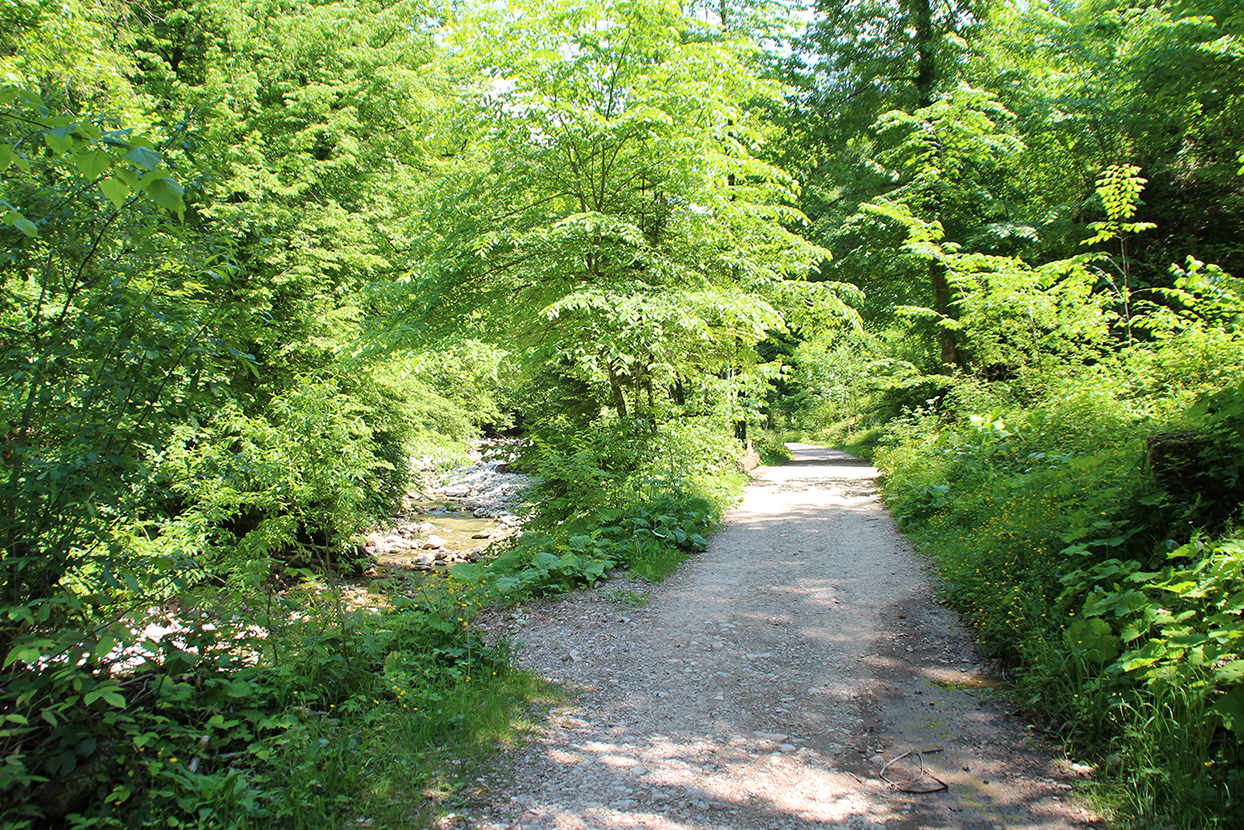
[{"xmin": 471, "ymin": 443, "xmax": 1099, "ymax": 830}]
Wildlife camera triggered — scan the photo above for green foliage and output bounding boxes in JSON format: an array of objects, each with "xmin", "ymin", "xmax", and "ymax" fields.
[
  {"xmin": 875, "ymin": 309, "xmax": 1244, "ymax": 824},
  {"xmin": 159, "ymin": 375, "xmax": 398, "ymax": 573},
  {"xmin": 787, "ymin": 0, "xmax": 988, "ymax": 239},
  {"xmin": 1188, "ymin": 381, "xmax": 1244, "ymax": 493},
  {"xmin": 856, "ymin": 186, "xmax": 1244, "ymax": 827},
  {"xmin": 476, "ymin": 484, "xmax": 715, "ymax": 595},
  {"xmin": 0, "ymin": 8, "xmax": 521, "ymax": 824},
  {"xmin": 10, "ymin": 0, "xmax": 1244, "ymax": 826},
  {"xmin": 521, "ymin": 414, "xmax": 743, "ymax": 521},
  {"xmin": 871, "ymin": 86, "xmax": 1026, "ymax": 236},
  {"xmin": 0, "ymin": 579, "xmax": 521, "ymax": 828},
  {"xmin": 973, "ymin": 0, "xmax": 1244, "ymax": 280},
  {"xmin": 0, "ymin": 76, "xmax": 243, "ymax": 660},
  {"xmin": 506, "ymin": 482, "xmax": 722, "ymax": 592},
  {"xmin": 448, "ymin": 415, "xmax": 743, "ymax": 601},
  {"xmin": 397, "ymin": 0, "xmax": 850, "ymax": 422}
]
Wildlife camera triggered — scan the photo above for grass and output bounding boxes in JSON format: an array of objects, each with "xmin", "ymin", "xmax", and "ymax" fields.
[
  {"xmin": 628, "ymin": 542, "xmax": 691, "ymax": 582},
  {"xmin": 603, "ymin": 586, "xmax": 651, "ymax": 607},
  {"xmin": 347, "ymin": 670, "xmax": 564, "ymax": 828}
]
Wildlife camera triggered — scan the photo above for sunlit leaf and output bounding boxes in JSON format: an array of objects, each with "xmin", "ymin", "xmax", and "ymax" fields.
[
  {"xmin": 76, "ymin": 149, "xmax": 113, "ymax": 179},
  {"xmin": 13, "ymin": 215, "xmax": 37, "ymax": 237}
]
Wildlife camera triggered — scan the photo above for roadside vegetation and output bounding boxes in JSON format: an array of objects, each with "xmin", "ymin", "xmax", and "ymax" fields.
[
  {"xmin": 3, "ymin": 0, "xmax": 1242, "ymax": 827},
  {"xmin": 872, "ymin": 286, "xmax": 1244, "ymax": 827}
]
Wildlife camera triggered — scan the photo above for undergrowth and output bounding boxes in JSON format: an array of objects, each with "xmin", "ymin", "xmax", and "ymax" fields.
[
  {"xmin": 1, "ymin": 566, "xmax": 547, "ymax": 829},
  {"xmin": 2, "ymin": 403, "xmax": 750, "ymax": 827},
  {"xmin": 448, "ymin": 414, "xmax": 748, "ymax": 600},
  {"xmin": 876, "ymin": 364, "xmax": 1244, "ymax": 828}
]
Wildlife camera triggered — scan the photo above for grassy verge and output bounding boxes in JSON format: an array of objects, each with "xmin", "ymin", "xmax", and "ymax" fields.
[
  {"xmin": 215, "ymin": 666, "xmax": 554, "ymax": 830},
  {"xmin": 343, "ymin": 669, "xmax": 562, "ymax": 828}
]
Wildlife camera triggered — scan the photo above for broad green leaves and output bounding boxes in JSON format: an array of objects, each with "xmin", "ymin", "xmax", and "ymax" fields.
[
  {"xmin": 1064, "ymin": 617, "xmax": 1122, "ymax": 664},
  {"xmin": 74, "ymin": 149, "xmax": 111, "ymax": 179},
  {"xmin": 144, "ymin": 177, "xmax": 186, "ymax": 218},
  {"xmin": 0, "ymin": 84, "xmax": 187, "ymax": 227},
  {"xmin": 0, "ymin": 199, "xmax": 36, "ymax": 237},
  {"xmin": 98, "ymin": 176, "xmax": 130, "ymax": 209}
]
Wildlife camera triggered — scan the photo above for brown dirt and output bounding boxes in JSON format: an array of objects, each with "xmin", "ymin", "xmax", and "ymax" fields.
[{"xmin": 466, "ymin": 444, "xmax": 1103, "ymax": 830}]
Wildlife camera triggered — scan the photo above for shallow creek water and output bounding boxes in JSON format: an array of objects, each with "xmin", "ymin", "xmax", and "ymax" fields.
[{"xmin": 367, "ymin": 502, "xmax": 508, "ymax": 575}]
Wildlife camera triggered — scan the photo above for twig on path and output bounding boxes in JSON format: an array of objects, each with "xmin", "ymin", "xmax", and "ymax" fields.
[{"xmin": 879, "ymin": 749, "xmax": 949, "ymax": 794}]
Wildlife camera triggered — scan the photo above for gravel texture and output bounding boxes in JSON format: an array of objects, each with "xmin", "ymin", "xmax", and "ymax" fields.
[{"xmin": 467, "ymin": 445, "xmax": 1101, "ymax": 830}]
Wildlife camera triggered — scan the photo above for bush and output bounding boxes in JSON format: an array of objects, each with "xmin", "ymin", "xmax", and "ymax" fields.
[
  {"xmin": 0, "ymin": 572, "xmax": 515, "ymax": 828},
  {"xmin": 875, "ymin": 362, "xmax": 1244, "ymax": 826},
  {"xmin": 452, "ymin": 414, "xmax": 746, "ymax": 601},
  {"xmin": 156, "ymin": 377, "xmax": 393, "ymax": 575}
]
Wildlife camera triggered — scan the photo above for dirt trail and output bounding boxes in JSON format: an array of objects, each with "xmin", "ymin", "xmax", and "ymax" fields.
[{"xmin": 470, "ymin": 445, "xmax": 1101, "ymax": 830}]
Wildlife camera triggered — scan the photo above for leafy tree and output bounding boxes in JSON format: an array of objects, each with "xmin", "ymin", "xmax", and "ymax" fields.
[
  {"xmin": 0, "ymin": 80, "xmax": 219, "ymax": 642},
  {"xmin": 682, "ymin": 0, "xmax": 805, "ymax": 41},
  {"xmin": 975, "ymin": 0, "xmax": 1244, "ymax": 277},
  {"xmin": 0, "ymin": 7, "xmax": 493, "ymax": 819},
  {"xmin": 0, "ymin": 0, "xmax": 139, "ymax": 103},
  {"xmin": 124, "ymin": 0, "xmax": 455, "ymax": 404},
  {"xmin": 863, "ymin": 85, "xmax": 1026, "ymax": 367},
  {"xmin": 1111, "ymin": 0, "xmax": 1244, "ymax": 277},
  {"xmin": 400, "ymin": 0, "xmax": 849, "ymax": 424},
  {"xmin": 782, "ymin": 0, "xmax": 992, "ymax": 368},
  {"xmin": 0, "ymin": 0, "xmax": 507, "ymax": 624},
  {"xmin": 785, "ymin": 0, "xmax": 989, "ymax": 224}
]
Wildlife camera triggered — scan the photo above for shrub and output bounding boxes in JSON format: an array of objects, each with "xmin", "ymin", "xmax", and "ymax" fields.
[
  {"xmin": 456, "ymin": 413, "xmax": 745, "ymax": 600},
  {"xmin": 1, "ymin": 573, "xmax": 513, "ymax": 828},
  {"xmin": 875, "ymin": 365, "xmax": 1244, "ymax": 826}
]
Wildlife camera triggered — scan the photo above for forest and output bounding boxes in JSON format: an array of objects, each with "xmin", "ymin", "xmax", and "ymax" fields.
[{"xmin": 1, "ymin": 0, "xmax": 1241, "ymax": 826}]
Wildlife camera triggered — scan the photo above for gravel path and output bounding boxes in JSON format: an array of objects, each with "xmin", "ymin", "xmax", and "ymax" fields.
[{"xmin": 469, "ymin": 445, "xmax": 1101, "ymax": 830}]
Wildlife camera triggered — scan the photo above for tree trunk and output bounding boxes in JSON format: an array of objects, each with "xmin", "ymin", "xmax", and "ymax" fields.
[
  {"xmin": 911, "ymin": 0, "xmax": 964, "ymax": 369},
  {"xmin": 606, "ymin": 362, "xmax": 627, "ymax": 418},
  {"xmin": 929, "ymin": 258, "xmax": 963, "ymax": 369},
  {"xmin": 671, "ymin": 376, "xmax": 686, "ymax": 407},
  {"xmin": 913, "ymin": 0, "xmax": 936, "ymax": 109}
]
